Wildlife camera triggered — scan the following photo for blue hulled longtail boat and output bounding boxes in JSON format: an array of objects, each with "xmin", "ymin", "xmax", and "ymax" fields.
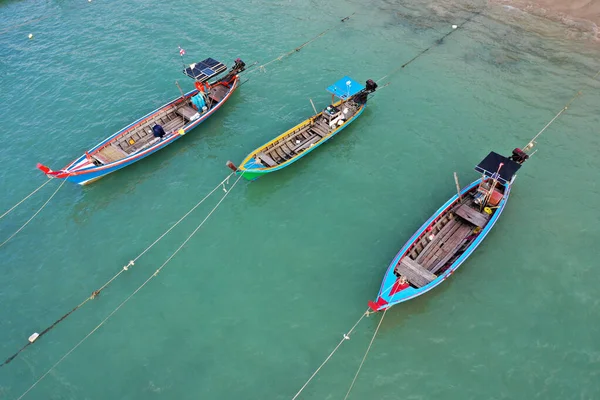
[
  {"xmin": 37, "ymin": 58, "xmax": 246, "ymax": 185},
  {"xmin": 369, "ymin": 148, "xmax": 531, "ymax": 311}
]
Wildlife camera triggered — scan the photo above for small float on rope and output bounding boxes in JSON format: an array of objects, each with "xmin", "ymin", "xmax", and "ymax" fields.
[
  {"xmin": 228, "ymin": 76, "xmax": 377, "ymax": 181},
  {"xmin": 37, "ymin": 57, "xmax": 246, "ymax": 185},
  {"xmin": 368, "ymin": 146, "xmax": 532, "ymax": 311}
]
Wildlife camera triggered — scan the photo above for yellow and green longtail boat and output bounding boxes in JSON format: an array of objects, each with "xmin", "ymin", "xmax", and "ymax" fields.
[{"xmin": 227, "ymin": 76, "xmax": 377, "ymax": 181}]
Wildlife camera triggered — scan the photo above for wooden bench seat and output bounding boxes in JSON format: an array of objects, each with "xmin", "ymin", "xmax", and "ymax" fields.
[
  {"xmin": 256, "ymin": 152, "xmax": 278, "ymax": 167},
  {"xmin": 177, "ymin": 105, "xmax": 199, "ymax": 121},
  {"xmin": 454, "ymin": 204, "xmax": 489, "ymax": 228},
  {"xmin": 292, "ymin": 135, "xmax": 320, "ymax": 152},
  {"xmin": 395, "ymin": 257, "xmax": 437, "ymax": 288}
]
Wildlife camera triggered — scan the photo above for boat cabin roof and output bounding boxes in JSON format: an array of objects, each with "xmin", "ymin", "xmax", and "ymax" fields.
[
  {"xmin": 182, "ymin": 58, "xmax": 227, "ymax": 82},
  {"xmin": 475, "ymin": 151, "xmax": 521, "ymax": 184},
  {"xmin": 326, "ymin": 76, "xmax": 364, "ymax": 100}
]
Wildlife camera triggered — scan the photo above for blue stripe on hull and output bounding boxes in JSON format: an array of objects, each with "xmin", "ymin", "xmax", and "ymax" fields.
[
  {"xmin": 376, "ymin": 178, "xmax": 512, "ymax": 309},
  {"xmin": 62, "ymin": 82, "xmax": 237, "ymax": 185},
  {"xmin": 65, "ymin": 142, "xmax": 172, "ymax": 185}
]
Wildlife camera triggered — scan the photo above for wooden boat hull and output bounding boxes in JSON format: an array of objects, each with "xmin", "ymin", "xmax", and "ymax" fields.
[
  {"xmin": 39, "ymin": 77, "xmax": 239, "ymax": 185},
  {"xmin": 236, "ymin": 103, "xmax": 366, "ymax": 181},
  {"xmin": 369, "ymin": 178, "xmax": 512, "ymax": 311}
]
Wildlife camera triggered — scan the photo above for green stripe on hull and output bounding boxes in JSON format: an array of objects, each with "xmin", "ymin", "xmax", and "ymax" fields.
[{"xmin": 239, "ymin": 170, "xmax": 270, "ymax": 181}]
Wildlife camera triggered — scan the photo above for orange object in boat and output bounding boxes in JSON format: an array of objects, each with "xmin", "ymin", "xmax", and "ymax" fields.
[{"xmin": 489, "ymin": 190, "xmax": 503, "ymax": 206}]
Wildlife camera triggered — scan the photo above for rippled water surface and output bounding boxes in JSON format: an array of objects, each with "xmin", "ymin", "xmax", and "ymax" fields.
[{"xmin": 1, "ymin": 0, "xmax": 599, "ymax": 399}]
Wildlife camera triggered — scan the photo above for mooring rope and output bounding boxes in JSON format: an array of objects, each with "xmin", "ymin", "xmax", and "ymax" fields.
[
  {"xmin": 0, "ymin": 178, "xmax": 68, "ymax": 249},
  {"xmin": 244, "ymin": 13, "xmax": 355, "ymax": 76},
  {"xmin": 290, "ymin": 277, "xmax": 402, "ymax": 399},
  {"xmin": 343, "ymin": 308, "xmax": 388, "ymax": 400},
  {"xmin": 0, "ymin": 179, "xmax": 53, "ymax": 220},
  {"xmin": 375, "ymin": 11, "xmax": 481, "ymax": 86},
  {"xmin": 0, "ymin": 172, "xmax": 235, "ymax": 368},
  {"xmin": 291, "ymin": 309, "xmax": 370, "ymax": 400},
  {"xmin": 16, "ymin": 172, "xmax": 245, "ymax": 400},
  {"xmin": 523, "ymin": 69, "xmax": 600, "ymax": 149}
]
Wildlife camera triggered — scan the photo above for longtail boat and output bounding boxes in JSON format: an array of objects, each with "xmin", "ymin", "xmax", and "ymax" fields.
[
  {"xmin": 368, "ymin": 147, "xmax": 531, "ymax": 311},
  {"xmin": 227, "ymin": 76, "xmax": 377, "ymax": 181},
  {"xmin": 37, "ymin": 58, "xmax": 246, "ymax": 185}
]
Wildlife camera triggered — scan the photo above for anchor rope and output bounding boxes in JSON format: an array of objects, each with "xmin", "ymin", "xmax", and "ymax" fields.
[
  {"xmin": 1, "ymin": 172, "xmax": 235, "ymax": 368},
  {"xmin": 16, "ymin": 172, "xmax": 245, "ymax": 400},
  {"xmin": 290, "ymin": 279, "xmax": 399, "ymax": 399},
  {"xmin": 343, "ymin": 308, "xmax": 388, "ymax": 400},
  {"xmin": 0, "ymin": 178, "xmax": 68, "ymax": 249},
  {"xmin": 523, "ymin": 69, "xmax": 600, "ymax": 149},
  {"xmin": 0, "ymin": 179, "xmax": 53, "ymax": 220},
  {"xmin": 291, "ymin": 310, "xmax": 370, "ymax": 400},
  {"xmin": 376, "ymin": 11, "xmax": 481, "ymax": 85},
  {"xmin": 244, "ymin": 13, "xmax": 355, "ymax": 76}
]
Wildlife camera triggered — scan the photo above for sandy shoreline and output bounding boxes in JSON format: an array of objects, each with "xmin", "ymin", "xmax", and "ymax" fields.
[{"xmin": 495, "ymin": 0, "xmax": 600, "ymax": 38}]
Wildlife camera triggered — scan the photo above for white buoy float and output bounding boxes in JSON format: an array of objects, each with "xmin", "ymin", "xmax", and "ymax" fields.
[
  {"xmin": 28, "ymin": 332, "xmax": 39, "ymax": 343},
  {"xmin": 28, "ymin": 33, "xmax": 34, "ymax": 39},
  {"xmin": 452, "ymin": 25, "xmax": 458, "ymax": 29}
]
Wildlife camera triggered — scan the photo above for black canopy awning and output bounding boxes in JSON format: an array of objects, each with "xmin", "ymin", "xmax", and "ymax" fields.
[
  {"xmin": 474, "ymin": 151, "xmax": 521, "ymax": 183},
  {"xmin": 182, "ymin": 58, "xmax": 227, "ymax": 82}
]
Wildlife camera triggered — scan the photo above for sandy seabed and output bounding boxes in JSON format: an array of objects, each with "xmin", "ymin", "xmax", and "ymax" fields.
[{"xmin": 495, "ymin": 0, "xmax": 600, "ymax": 39}]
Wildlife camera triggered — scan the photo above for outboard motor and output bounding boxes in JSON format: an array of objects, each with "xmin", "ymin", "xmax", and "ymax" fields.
[
  {"xmin": 509, "ymin": 148, "xmax": 529, "ymax": 164},
  {"xmin": 365, "ymin": 79, "xmax": 378, "ymax": 93},
  {"xmin": 233, "ymin": 58, "xmax": 246, "ymax": 74},
  {"xmin": 352, "ymin": 79, "xmax": 378, "ymax": 104}
]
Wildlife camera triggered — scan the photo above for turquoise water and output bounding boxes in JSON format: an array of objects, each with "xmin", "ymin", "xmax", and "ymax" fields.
[{"xmin": 1, "ymin": 0, "xmax": 600, "ymax": 399}]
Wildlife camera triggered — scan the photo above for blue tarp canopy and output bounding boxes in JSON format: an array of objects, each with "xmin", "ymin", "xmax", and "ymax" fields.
[
  {"xmin": 326, "ymin": 76, "xmax": 364, "ymax": 100},
  {"xmin": 183, "ymin": 58, "xmax": 227, "ymax": 82}
]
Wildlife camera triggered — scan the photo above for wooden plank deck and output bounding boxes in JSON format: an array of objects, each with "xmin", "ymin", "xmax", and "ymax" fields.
[
  {"xmin": 177, "ymin": 105, "xmax": 198, "ymax": 121},
  {"xmin": 395, "ymin": 257, "xmax": 437, "ymax": 288},
  {"xmin": 415, "ymin": 219, "xmax": 460, "ymax": 265},
  {"xmin": 422, "ymin": 224, "xmax": 473, "ymax": 272},
  {"xmin": 454, "ymin": 204, "xmax": 489, "ymax": 228}
]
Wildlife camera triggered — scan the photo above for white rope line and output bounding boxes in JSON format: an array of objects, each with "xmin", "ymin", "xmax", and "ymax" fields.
[
  {"xmin": 245, "ymin": 13, "xmax": 355, "ymax": 76},
  {"xmin": 1, "ymin": 173, "xmax": 236, "ymax": 368},
  {"xmin": 291, "ymin": 310, "xmax": 369, "ymax": 400},
  {"xmin": 525, "ymin": 68, "xmax": 600, "ymax": 148},
  {"xmin": 16, "ymin": 172, "xmax": 245, "ymax": 400},
  {"xmin": 0, "ymin": 178, "xmax": 67, "ymax": 249},
  {"xmin": 290, "ymin": 278, "xmax": 401, "ymax": 399},
  {"xmin": 0, "ymin": 179, "xmax": 53, "ymax": 220},
  {"xmin": 133, "ymin": 172, "xmax": 234, "ymax": 262},
  {"xmin": 343, "ymin": 308, "xmax": 388, "ymax": 400}
]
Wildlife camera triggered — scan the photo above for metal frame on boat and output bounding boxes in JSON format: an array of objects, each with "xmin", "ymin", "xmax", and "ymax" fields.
[
  {"xmin": 37, "ymin": 58, "xmax": 246, "ymax": 185},
  {"xmin": 227, "ymin": 76, "xmax": 377, "ymax": 181},
  {"xmin": 369, "ymin": 147, "xmax": 531, "ymax": 311}
]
